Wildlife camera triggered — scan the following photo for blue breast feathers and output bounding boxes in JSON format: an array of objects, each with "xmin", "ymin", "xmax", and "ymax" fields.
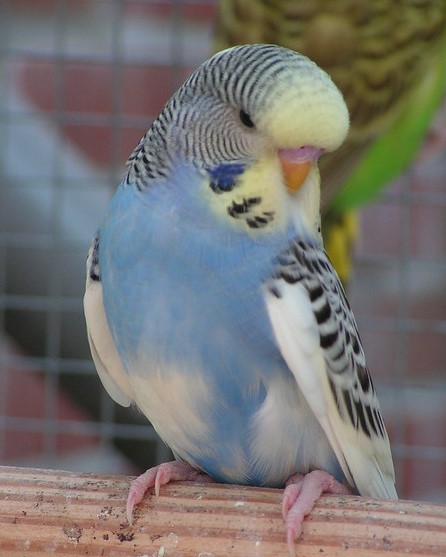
[{"xmin": 98, "ymin": 172, "xmax": 340, "ymax": 488}]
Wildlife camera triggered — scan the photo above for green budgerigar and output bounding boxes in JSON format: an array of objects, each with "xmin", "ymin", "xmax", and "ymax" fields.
[{"xmin": 215, "ymin": 0, "xmax": 446, "ymax": 283}]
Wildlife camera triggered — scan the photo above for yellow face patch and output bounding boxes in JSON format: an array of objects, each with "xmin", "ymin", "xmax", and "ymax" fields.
[
  {"xmin": 203, "ymin": 152, "xmax": 321, "ymax": 238},
  {"xmin": 223, "ymin": 154, "xmax": 290, "ymax": 233}
]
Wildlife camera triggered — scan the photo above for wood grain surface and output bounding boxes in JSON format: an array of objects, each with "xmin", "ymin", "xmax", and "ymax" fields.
[{"xmin": 0, "ymin": 465, "xmax": 445, "ymax": 556}]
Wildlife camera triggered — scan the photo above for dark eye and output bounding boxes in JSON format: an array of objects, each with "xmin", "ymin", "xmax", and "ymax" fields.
[{"xmin": 239, "ymin": 109, "xmax": 255, "ymax": 128}]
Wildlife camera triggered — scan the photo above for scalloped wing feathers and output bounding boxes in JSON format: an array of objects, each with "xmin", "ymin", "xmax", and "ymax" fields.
[{"xmin": 265, "ymin": 238, "xmax": 397, "ymax": 498}]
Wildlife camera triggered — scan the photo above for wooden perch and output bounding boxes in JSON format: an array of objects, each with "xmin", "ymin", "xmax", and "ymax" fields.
[{"xmin": 0, "ymin": 466, "xmax": 445, "ymax": 556}]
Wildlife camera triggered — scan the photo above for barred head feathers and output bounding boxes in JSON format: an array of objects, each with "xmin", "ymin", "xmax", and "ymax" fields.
[{"xmin": 125, "ymin": 44, "xmax": 348, "ymax": 190}]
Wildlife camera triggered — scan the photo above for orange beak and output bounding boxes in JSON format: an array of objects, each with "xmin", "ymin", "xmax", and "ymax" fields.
[{"xmin": 278, "ymin": 147, "xmax": 323, "ymax": 193}]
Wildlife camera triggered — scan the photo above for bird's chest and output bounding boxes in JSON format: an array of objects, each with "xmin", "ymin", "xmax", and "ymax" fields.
[
  {"xmin": 105, "ymin": 211, "xmax": 284, "ymax": 368},
  {"xmin": 101, "ymin": 204, "xmax": 338, "ymax": 486}
]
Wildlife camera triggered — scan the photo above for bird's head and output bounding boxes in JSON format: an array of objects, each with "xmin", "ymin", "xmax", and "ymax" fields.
[{"xmin": 127, "ymin": 44, "xmax": 349, "ymax": 235}]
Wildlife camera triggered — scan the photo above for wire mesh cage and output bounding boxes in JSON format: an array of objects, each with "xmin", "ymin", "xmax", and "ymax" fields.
[{"xmin": 0, "ymin": 0, "xmax": 445, "ymax": 502}]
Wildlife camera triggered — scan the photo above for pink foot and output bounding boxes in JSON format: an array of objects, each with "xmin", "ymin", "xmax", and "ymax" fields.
[
  {"xmin": 126, "ymin": 460, "xmax": 212, "ymax": 524},
  {"xmin": 282, "ymin": 470, "xmax": 352, "ymax": 556}
]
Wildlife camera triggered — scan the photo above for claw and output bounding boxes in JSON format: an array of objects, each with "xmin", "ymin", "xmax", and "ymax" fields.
[
  {"xmin": 125, "ymin": 460, "xmax": 212, "ymax": 524},
  {"xmin": 282, "ymin": 470, "xmax": 351, "ymax": 555}
]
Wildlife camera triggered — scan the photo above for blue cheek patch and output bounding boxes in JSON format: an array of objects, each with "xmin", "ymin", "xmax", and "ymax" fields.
[{"xmin": 208, "ymin": 163, "xmax": 246, "ymax": 193}]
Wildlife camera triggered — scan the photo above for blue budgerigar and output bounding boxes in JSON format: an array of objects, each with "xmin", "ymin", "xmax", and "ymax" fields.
[{"xmin": 84, "ymin": 44, "xmax": 397, "ymax": 553}]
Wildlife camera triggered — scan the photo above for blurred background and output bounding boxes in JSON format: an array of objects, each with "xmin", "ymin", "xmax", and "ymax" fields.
[{"xmin": 0, "ymin": 0, "xmax": 445, "ymax": 503}]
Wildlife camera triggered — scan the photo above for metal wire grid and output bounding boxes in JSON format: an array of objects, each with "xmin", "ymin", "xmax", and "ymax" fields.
[
  {"xmin": 0, "ymin": 0, "xmax": 215, "ymax": 472},
  {"xmin": 0, "ymin": 0, "xmax": 445, "ymax": 499},
  {"xmin": 350, "ymin": 164, "xmax": 446, "ymax": 500}
]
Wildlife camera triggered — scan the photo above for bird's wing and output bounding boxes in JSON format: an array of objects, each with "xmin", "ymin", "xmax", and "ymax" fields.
[
  {"xmin": 83, "ymin": 236, "xmax": 135, "ymax": 407},
  {"xmin": 264, "ymin": 237, "xmax": 397, "ymax": 498}
]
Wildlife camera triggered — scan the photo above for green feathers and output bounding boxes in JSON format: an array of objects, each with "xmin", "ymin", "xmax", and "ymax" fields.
[{"xmin": 215, "ymin": 0, "xmax": 446, "ymax": 284}]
